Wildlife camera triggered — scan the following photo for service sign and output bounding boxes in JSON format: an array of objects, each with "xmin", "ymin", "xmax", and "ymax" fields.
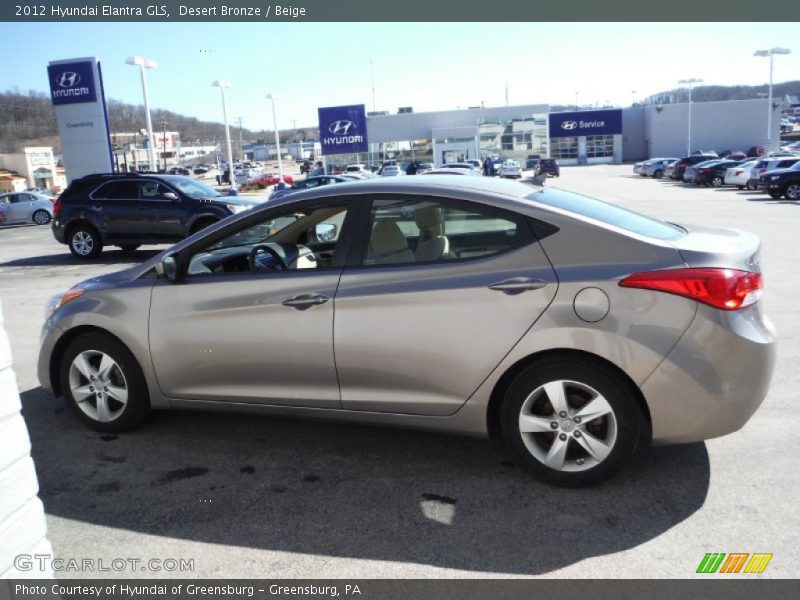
[
  {"xmin": 549, "ymin": 109, "xmax": 622, "ymax": 138},
  {"xmin": 318, "ymin": 104, "xmax": 368, "ymax": 155},
  {"xmin": 47, "ymin": 61, "xmax": 97, "ymax": 105}
]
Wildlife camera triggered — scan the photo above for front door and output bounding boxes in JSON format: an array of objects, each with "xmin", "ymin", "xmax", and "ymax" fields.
[
  {"xmin": 333, "ymin": 194, "xmax": 558, "ymax": 416},
  {"xmin": 138, "ymin": 180, "xmax": 184, "ymax": 239},
  {"xmin": 148, "ymin": 200, "xmax": 354, "ymax": 408}
]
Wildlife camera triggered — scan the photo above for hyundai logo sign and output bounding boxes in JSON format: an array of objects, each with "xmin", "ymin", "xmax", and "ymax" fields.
[
  {"xmin": 561, "ymin": 121, "xmax": 578, "ymax": 130},
  {"xmin": 329, "ymin": 120, "xmax": 355, "ymax": 135},
  {"xmin": 47, "ymin": 61, "xmax": 97, "ymax": 105},
  {"xmin": 57, "ymin": 71, "xmax": 81, "ymax": 88},
  {"xmin": 318, "ymin": 104, "xmax": 369, "ymax": 156}
]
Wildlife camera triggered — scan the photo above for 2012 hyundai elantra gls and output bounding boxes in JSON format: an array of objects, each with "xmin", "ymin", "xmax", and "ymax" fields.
[{"xmin": 38, "ymin": 176, "xmax": 776, "ymax": 487}]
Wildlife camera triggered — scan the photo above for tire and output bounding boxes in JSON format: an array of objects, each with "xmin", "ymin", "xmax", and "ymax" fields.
[
  {"xmin": 786, "ymin": 184, "xmax": 800, "ymax": 201},
  {"xmin": 32, "ymin": 209, "xmax": 51, "ymax": 225},
  {"xmin": 653, "ymin": 170, "xmax": 663, "ymax": 179},
  {"xmin": 737, "ymin": 185, "xmax": 744, "ymax": 190},
  {"xmin": 191, "ymin": 218, "xmax": 218, "ymax": 235},
  {"xmin": 67, "ymin": 224, "xmax": 103, "ymax": 259},
  {"xmin": 500, "ymin": 356, "xmax": 646, "ymax": 487},
  {"xmin": 118, "ymin": 244, "xmax": 141, "ymax": 252},
  {"xmin": 711, "ymin": 176, "xmax": 724, "ymax": 188},
  {"xmin": 60, "ymin": 333, "xmax": 151, "ymax": 433}
]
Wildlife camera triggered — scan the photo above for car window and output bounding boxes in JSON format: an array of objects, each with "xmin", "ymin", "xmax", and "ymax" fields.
[
  {"xmin": 92, "ymin": 181, "xmax": 139, "ymax": 200},
  {"xmin": 186, "ymin": 203, "xmax": 350, "ymax": 277},
  {"xmin": 362, "ymin": 196, "xmax": 531, "ymax": 266},
  {"xmin": 0, "ymin": 195, "xmax": 12, "ymax": 205},
  {"xmin": 529, "ymin": 188, "xmax": 685, "ymax": 241},
  {"xmin": 140, "ymin": 181, "xmax": 174, "ymax": 200}
]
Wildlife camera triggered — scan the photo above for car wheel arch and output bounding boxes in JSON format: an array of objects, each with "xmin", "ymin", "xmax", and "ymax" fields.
[{"xmin": 485, "ymin": 348, "xmax": 652, "ymax": 443}]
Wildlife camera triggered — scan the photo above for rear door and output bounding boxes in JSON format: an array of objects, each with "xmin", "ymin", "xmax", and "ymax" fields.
[
  {"xmin": 89, "ymin": 180, "xmax": 142, "ymax": 238},
  {"xmin": 2, "ymin": 194, "xmax": 28, "ymax": 223},
  {"xmin": 333, "ymin": 194, "xmax": 558, "ymax": 416}
]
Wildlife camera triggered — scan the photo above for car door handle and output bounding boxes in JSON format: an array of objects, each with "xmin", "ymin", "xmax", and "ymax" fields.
[
  {"xmin": 282, "ymin": 293, "xmax": 330, "ymax": 309},
  {"xmin": 488, "ymin": 277, "xmax": 548, "ymax": 294}
]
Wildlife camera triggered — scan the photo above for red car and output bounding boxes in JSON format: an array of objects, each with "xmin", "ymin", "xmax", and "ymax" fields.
[{"xmin": 251, "ymin": 173, "xmax": 294, "ymax": 186}]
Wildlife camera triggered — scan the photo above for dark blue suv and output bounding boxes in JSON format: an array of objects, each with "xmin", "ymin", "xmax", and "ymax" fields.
[{"xmin": 52, "ymin": 173, "xmax": 257, "ymax": 258}]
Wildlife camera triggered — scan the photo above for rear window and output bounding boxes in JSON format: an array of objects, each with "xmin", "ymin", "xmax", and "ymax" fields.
[{"xmin": 529, "ymin": 189, "xmax": 685, "ymax": 241}]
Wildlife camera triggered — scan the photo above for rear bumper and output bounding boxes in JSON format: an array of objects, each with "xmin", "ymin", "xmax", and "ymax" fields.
[
  {"xmin": 641, "ymin": 303, "xmax": 776, "ymax": 444},
  {"xmin": 52, "ymin": 221, "xmax": 66, "ymax": 244}
]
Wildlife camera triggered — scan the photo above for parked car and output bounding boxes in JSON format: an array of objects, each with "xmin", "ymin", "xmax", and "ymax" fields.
[
  {"xmin": 723, "ymin": 159, "xmax": 759, "ymax": 189},
  {"xmin": 464, "ymin": 159, "xmax": 483, "ymax": 172},
  {"xmin": 759, "ymin": 160, "xmax": 800, "ymax": 200},
  {"xmin": 0, "ymin": 192, "xmax": 54, "ymax": 226},
  {"xmin": 51, "ymin": 173, "xmax": 258, "ymax": 258},
  {"xmin": 38, "ymin": 176, "xmax": 776, "ymax": 487},
  {"xmin": 632, "ymin": 161, "xmax": 647, "ymax": 176},
  {"xmin": 193, "ymin": 166, "xmax": 209, "ymax": 175},
  {"xmin": 690, "ymin": 160, "xmax": 743, "ymax": 187},
  {"xmin": 498, "ymin": 159, "xmax": 522, "ymax": 179},
  {"xmin": 780, "ymin": 118, "xmax": 793, "ymax": 134},
  {"xmin": 269, "ymin": 176, "xmax": 350, "ymax": 200},
  {"xmin": 746, "ymin": 157, "xmax": 800, "ymax": 190},
  {"xmin": 166, "ymin": 166, "xmax": 192, "ymax": 176},
  {"xmin": 525, "ymin": 155, "xmax": 542, "ymax": 169},
  {"xmin": 683, "ymin": 160, "xmax": 722, "ymax": 184},
  {"xmin": 251, "ymin": 173, "xmax": 295, "ymax": 186},
  {"xmin": 416, "ymin": 162, "xmax": 434, "ymax": 174},
  {"xmin": 534, "ymin": 158, "xmax": 560, "ymax": 178},
  {"xmin": 380, "ymin": 165, "xmax": 405, "ymax": 177},
  {"xmin": 670, "ymin": 155, "xmax": 718, "ymax": 181},
  {"xmin": 345, "ymin": 164, "xmax": 369, "ymax": 174},
  {"xmin": 643, "ymin": 158, "xmax": 679, "ymax": 178}
]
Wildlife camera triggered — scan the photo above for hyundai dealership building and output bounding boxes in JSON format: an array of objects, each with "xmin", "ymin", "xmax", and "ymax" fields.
[{"xmin": 319, "ymin": 98, "xmax": 779, "ymax": 168}]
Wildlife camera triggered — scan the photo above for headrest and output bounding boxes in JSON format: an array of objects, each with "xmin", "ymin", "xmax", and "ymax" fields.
[
  {"xmin": 371, "ymin": 220, "xmax": 409, "ymax": 256},
  {"xmin": 414, "ymin": 206, "xmax": 444, "ymax": 230}
]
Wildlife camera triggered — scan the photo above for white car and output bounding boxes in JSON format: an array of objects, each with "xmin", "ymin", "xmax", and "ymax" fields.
[
  {"xmin": 724, "ymin": 159, "xmax": 759, "ymax": 189},
  {"xmin": 498, "ymin": 160, "xmax": 522, "ymax": 179},
  {"xmin": 380, "ymin": 165, "xmax": 405, "ymax": 177}
]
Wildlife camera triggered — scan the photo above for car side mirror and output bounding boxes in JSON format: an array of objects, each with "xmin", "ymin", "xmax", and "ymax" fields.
[
  {"xmin": 315, "ymin": 223, "xmax": 337, "ymax": 242},
  {"xmin": 155, "ymin": 255, "xmax": 178, "ymax": 281},
  {"xmin": 163, "ymin": 192, "xmax": 178, "ymax": 201}
]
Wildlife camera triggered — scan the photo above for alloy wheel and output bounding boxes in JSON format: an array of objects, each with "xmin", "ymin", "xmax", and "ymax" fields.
[
  {"xmin": 518, "ymin": 379, "xmax": 618, "ymax": 472},
  {"xmin": 71, "ymin": 231, "xmax": 94, "ymax": 256},
  {"xmin": 68, "ymin": 350, "xmax": 129, "ymax": 422},
  {"xmin": 786, "ymin": 184, "xmax": 800, "ymax": 200},
  {"xmin": 33, "ymin": 210, "xmax": 51, "ymax": 225}
]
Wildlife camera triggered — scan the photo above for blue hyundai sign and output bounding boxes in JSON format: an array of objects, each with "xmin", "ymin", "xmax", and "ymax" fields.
[
  {"xmin": 318, "ymin": 104, "xmax": 368, "ymax": 155},
  {"xmin": 549, "ymin": 109, "xmax": 622, "ymax": 138},
  {"xmin": 47, "ymin": 60, "xmax": 97, "ymax": 105}
]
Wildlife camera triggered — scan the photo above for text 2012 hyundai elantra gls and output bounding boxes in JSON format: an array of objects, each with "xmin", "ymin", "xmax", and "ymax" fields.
[{"xmin": 38, "ymin": 176, "xmax": 776, "ymax": 486}]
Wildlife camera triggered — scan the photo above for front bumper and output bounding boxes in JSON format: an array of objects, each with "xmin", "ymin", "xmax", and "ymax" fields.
[
  {"xmin": 641, "ymin": 303, "xmax": 776, "ymax": 444},
  {"xmin": 37, "ymin": 318, "xmax": 64, "ymax": 396}
]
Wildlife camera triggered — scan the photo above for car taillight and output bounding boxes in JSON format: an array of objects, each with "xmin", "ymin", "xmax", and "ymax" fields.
[
  {"xmin": 53, "ymin": 199, "xmax": 62, "ymax": 219},
  {"xmin": 619, "ymin": 268, "xmax": 762, "ymax": 311}
]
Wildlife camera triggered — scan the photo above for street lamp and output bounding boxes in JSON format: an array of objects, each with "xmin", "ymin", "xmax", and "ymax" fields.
[
  {"xmin": 266, "ymin": 93, "xmax": 284, "ymax": 183},
  {"xmin": 212, "ymin": 80, "xmax": 236, "ymax": 192},
  {"xmin": 125, "ymin": 56, "xmax": 158, "ymax": 172},
  {"xmin": 754, "ymin": 47, "xmax": 791, "ymax": 153},
  {"xmin": 678, "ymin": 78, "xmax": 703, "ymax": 156}
]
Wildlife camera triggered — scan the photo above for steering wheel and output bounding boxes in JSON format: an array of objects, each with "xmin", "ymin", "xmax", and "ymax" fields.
[{"xmin": 249, "ymin": 244, "xmax": 288, "ymax": 272}]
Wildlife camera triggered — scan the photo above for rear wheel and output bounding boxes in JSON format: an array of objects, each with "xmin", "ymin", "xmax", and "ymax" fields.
[
  {"xmin": 711, "ymin": 176, "xmax": 724, "ymax": 187},
  {"xmin": 737, "ymin": 185, "xmax": 744, "ymax": 190},
  {"xmin": 33, "ymin": 210, "xmax": 51, "ymax": 225},
  {"xmin": 67, "ymin": 225, "xmax": 103, "ymax": 259},
  {"xmin": 60, "ymin": 333, "xmax": 150, "ymax": 433},
  {"xmin": 653, "ymin": 170, "xmax": 663, "ymax": 179},
  {"xmin": 500, "ymin": 356, "xmax": 646, "ymax": 487},
  {"xmin": 786, "ymin": 184, "xmax": 800, "ymax": 200}
]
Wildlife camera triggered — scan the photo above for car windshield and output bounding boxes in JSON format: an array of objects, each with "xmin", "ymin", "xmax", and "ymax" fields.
[
  {"xmin": 162, "ymin": 176, "xmax": 222, "ymax": 199},
  {"xmin": 530, "ymin": 188, "xmax": 685, "ymax": 241}
]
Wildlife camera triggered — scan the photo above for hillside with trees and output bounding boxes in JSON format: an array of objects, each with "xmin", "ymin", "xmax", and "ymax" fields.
[{"xmin": 0, "ymin": 89, "xmax": 319, "ymax": 153}]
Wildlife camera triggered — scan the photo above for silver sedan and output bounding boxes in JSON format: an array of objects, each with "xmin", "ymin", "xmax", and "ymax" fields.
[
  {"xmin": 0, "ymin": 191, "xmax": 54, "ymax": 226},
  {"xmin": 38, "ymin": 176, "xmax": 776, "ymax": 487}
]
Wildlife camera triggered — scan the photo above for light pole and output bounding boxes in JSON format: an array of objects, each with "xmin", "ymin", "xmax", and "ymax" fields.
[
  {"xmin": 754, "ymin": 47, "xmax": 791, "ymax": 153},
  {"xmin": 575, "ymin": 91, "xmax": 579, "ymax": 110},
  {"xmin": 631, "ymin": 90, "xmax": 636, "ymax": 106},
  {"xmin": 212, "ymin": 80, "xmax": 236, "ymax": 192},
  {"xmin": 125, "ymin": 56, "xmax": 158, "ymax": 172},
  {"xmin": 266, "ymin": 93, "xmax": 284, "ymax": 183},
  {"xmin": 678, "ymin": 78, "xmax": 703, "ymax": 156}
]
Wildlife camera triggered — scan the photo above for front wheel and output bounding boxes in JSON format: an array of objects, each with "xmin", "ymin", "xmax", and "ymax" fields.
[
  {"xmin": 768, "ymin": 191, "xmax": 782, "ymax": 199},
  {"xmin": 785, "ymin": 184, "xmax": 800, "ymax": 201},
  {"xmin": 68, "ymin": 225, "xmax": 103, "ymax": 259},
  {"xmin": 60, "ymin": 333, "xmax": 151, "ymax": 432},
  {"xmin": 653, "ymin": 170, "xmax": 663, "ymax": 179},
  {"xmin": 711, "ymin": 176, "xmax": 724, "ymax": 187},
  {"xmin": 737, "ymin": 185, "xmax": 744, "ymax": 190},
  {"xmin": 33, "ymin": 209, "xmax": 52, "ymax": 225},
  {"xmin": 500, "ymin": 357, "xmax": 646, "ymax": 487}
]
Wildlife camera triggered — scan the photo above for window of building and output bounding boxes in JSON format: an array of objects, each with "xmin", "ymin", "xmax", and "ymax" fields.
[
  {"xmin": 586, "ymin": 135, "xmax": 614, "ymax": 158},
  {"xmin": 551, "ymin": 137, "xmax": 578, "ymax": 160}
]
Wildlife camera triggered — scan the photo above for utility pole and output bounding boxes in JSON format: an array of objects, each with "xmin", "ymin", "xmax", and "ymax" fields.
[{"xmin": 370, "ymin": 59, "xmax": 376, "ymax": 112}]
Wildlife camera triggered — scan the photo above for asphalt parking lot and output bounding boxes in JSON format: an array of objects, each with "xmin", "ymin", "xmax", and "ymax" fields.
[{"xmin": 1, "ymin": 165, "xmax": 797, "ymax": 578}]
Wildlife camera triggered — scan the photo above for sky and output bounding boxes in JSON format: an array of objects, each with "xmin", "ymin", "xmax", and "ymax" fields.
[{"xmin": 1, "ymin": 22, "xmax": 798, "ymax": 133}]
